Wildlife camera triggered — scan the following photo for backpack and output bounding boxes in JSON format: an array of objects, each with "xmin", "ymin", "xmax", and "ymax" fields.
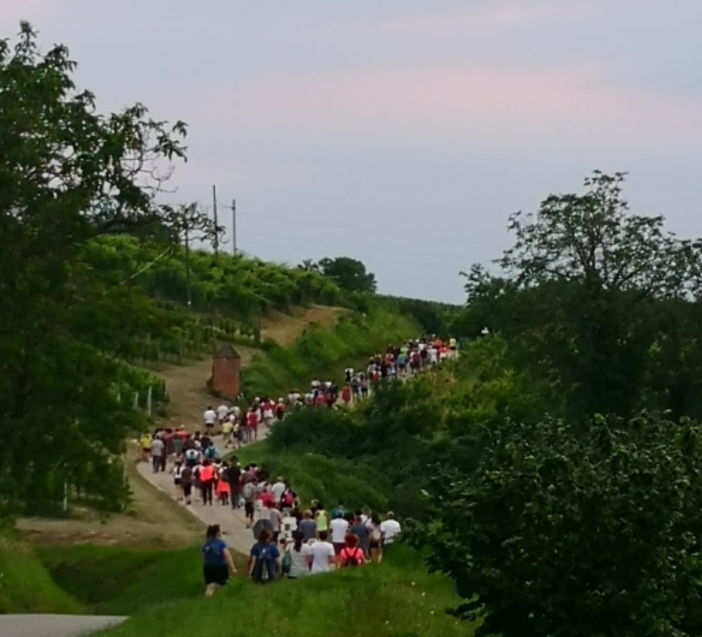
[
  {"xmin": 242, "ymin": 482, "xmax": 255, "ymax": 501},
  {"xmin": 251, "ymin": 545, "xmax": 274, "ymax": 582},
  {"xmin": 341, "ymin": 548, "xmax": 363, "ymax": 568},
  {"xmin": 281, "ymin": 491, "xmax": 294, "ymax": 508},
  {"xmin": 281, "ymin": 548, "xmax": 292, "ymax": 575}
]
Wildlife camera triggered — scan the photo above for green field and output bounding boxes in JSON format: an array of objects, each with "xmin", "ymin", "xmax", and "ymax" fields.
[{"xmin": 95, "ymin": 545, "xmax": 476, "ymax": 637}]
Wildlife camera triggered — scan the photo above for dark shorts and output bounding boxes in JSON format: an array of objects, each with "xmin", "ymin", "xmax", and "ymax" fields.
[
  {"xmin": 203, "ymin": 564, "xmax": 229, "ymax": 586},
  {"xmin": 369, "ymin": 540, "xmax": 381, "ymax": 550},
  {"xmin": 245, "ymin": 501, "xmax": 254, "ymax": 517},
  {"xmin": 174, "ymin": 479, "xmax": 181, "ymax": 486},
  {"xmin": 333, "ymin": 542, "xmax": 345, "ymax": 555}
]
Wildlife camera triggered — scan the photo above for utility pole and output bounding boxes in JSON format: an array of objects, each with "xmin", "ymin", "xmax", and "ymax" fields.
[
  {"xmin": 184, "ymin": 223, "xmax": 192, "ymax": 310},
  {"xmin": 231, "ymin": 199, "xmax": 237, "ymax": 256},
  {"xmin": 212, "ymin": 184, "xmax": 219, "ymax": 257}
]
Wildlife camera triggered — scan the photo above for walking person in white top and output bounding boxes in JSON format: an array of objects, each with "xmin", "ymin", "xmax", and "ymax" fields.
[
  {"xmin": 285, "ymin": 531, "xmax": 313, "ymax": 579},
  {"xmin": 330, "ymin": 511, "xmax": 350, "ymax": 557},
  {"xmin": 380, "ymin": 512, "xmax": 402, "ymax": 545},
  {"xmin": 216, "ymin": 403, "xmax": 229, "ymax": 425},
  {"xmin": 203, "ymin": 406, "xmax": 217, "ymax": 434},
  {"xmin": 310, "ymin": 531, "xmax": 336, "ymax": 574}
]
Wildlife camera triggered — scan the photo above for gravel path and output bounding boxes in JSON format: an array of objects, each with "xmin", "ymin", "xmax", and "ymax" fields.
[
  {"xmin": 0, "ymin": 614, "xmax": 126, "ymax": 637},
  {"xmin": 135, "ymin": 427, "xmax": 271, "ymax": 555}
]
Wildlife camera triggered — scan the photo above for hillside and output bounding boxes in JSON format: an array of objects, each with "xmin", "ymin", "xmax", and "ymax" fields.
[{"xmin": 35, "ymin": 544, "xmax": 475, "ymax": 637}]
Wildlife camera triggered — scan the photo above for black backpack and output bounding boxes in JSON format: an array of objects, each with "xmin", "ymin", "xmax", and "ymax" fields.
[{"xmin": 251, "ymin": 545, "xmax": 274, "ymax": 582}]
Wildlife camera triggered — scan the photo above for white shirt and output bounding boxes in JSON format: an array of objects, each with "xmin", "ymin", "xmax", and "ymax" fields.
[
  {"xmin": 330, "ymin": 518, "xmax": 349, "ymax": 544},
  {"xmin": 380, "ymin": 519, "xmax": 402, "ymax": 543},
  {"xmin": 310, "ymin": 541, "xmax": 335, "ymax": 574},
  {"xmin": 271, "ymin": 481, "xmax": 286, "ymax": 503},
  {"xmin": 217, "ymin": 405, "xmax": 229, "ymax": 420},
  {"xmin": 203, "ymin": 409, "xmax": 216, "ymax": 425},
  {"xmin": 232, "ymin": 406, "xmax": 241, "ymax": 418},
  {"xmin": 288, "ymin": 543, "xmax": 312, "ymax": 578}
]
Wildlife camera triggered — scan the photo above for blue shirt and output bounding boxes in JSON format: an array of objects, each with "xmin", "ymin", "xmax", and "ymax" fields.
[
  {"xmin": 202, "ymin": 538, "xmax": 227, "ymax": 566},
  {"xmin": 250, "ymin": 541, "xmax": 280, "ymax": 580}
]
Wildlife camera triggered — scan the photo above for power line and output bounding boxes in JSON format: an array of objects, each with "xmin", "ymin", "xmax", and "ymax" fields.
[
  {"xmin": 210, "ymin": 201, "xmax": 506, "ymax": 250},
  {"xmin": 238, "ymin": 235, "xmax": 473, "ymax": 272},
  {"xmin": 238, "ymin": 227, "xmax": 481, "ymax": 264}
]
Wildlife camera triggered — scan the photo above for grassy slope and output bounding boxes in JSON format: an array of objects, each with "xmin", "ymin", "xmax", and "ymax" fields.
[
  {"xmin": 95, "ymin": 545, "xmax": 476, "ymax": 637},
  {"xmin": 240, "ymin": 305, "xmax": 419, "ymax": 400},
  {"xmin": 233, "ymin": 439, "xmax": 391, "ymax": 513},
  {"xmin": 0, "ymin": 535, "xmax": 85, "ymax": 615}
]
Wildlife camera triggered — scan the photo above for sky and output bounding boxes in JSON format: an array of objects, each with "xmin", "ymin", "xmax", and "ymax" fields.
[{"xmin": 3, "ymin": 1, "xmax": 702, "ymax": 303}]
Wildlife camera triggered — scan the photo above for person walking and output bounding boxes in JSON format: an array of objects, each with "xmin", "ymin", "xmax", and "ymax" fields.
[{"xmin": 202, "ymin": 525, "xmax": 237, "ymax": 596}]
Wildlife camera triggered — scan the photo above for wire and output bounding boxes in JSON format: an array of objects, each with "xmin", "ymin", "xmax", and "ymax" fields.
[
  {"xmin": 101, "ymin": 245, "xmax": 173, "ymax": 295},
  {"xmin": 207, "ymin": 201, "xmax": 506, "ymax": 250},
  {"xmin": 237, "ymin": 235, "xmax": 472, "ymax": 273},
  {"xmin": 237, "ymin": 226, "xmax": 479, "ymax": 264}
]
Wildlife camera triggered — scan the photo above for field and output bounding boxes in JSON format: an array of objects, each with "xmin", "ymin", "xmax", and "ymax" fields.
[{"xmin": 92, "ymin": 545, "xmax": 476, "ymax": 637}]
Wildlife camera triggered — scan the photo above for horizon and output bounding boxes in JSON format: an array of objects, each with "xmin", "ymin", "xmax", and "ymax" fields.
[{"xmin": 4, "ymin": 1, "xmax": 702, "ymax": 303}]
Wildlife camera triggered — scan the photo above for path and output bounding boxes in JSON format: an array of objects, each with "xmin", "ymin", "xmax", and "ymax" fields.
[
  {"xmin": 0, "ymin": 614, "xmax": 126, "ymax": 637},
  {"xmin": 156, "ymin": 305, "xmax": 345, "ymax": 428},
  {"xmin": 135, "ymin": 426, "xmax": 271, "ymax": 555}
]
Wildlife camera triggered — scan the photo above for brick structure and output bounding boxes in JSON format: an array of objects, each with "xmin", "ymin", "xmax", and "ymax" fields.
[{"xmin": 210, "ymin": 343, "xmax": 241, "ymax": 399}]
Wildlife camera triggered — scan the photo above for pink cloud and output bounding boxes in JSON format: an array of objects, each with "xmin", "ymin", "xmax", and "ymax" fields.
[{"xmin": 204, "ymin": 63, "xmax": 702, "ymax": 153}]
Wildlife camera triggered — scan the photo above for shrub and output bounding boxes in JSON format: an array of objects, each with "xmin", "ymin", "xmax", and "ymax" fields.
[{"xmin": 416, "ymin": 413, "xmax": 702, "ymax": 637}]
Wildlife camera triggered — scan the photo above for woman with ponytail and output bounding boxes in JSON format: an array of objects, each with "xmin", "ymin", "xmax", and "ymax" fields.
[{"xmin": 284, "ymin": 530, "xmax": 312, "ymax": 579}]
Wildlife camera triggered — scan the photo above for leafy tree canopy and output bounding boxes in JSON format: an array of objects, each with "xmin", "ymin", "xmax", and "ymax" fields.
[
  {"xmin": 0, "ymin": 23, "xmax": 213, "ymax": 513},
  {"xmin": 455, "ymin": 171, "xmax": 702, "ymax": 420},
  {"xmin": 301, "ymin": 256, "xmax": 377, "ymax": 294},
  {"xmin": 414, "ymin": 413, "xmax": 702, "ymax": 637}
]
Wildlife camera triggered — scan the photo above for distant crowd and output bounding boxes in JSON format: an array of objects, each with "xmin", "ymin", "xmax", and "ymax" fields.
[{"xmin": 138, "ymin": 335, "xmax": 457, "ymax": 593}]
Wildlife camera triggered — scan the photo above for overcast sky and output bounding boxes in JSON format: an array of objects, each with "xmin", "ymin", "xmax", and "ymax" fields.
[{"xmin": 4, "ymin": 1, "xmax": 702, "ymax": 302}]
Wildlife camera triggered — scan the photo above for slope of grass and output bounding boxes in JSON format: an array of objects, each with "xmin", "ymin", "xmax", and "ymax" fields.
[
  {"xmin": 240, "ymin": 304, "xmax": 419, "ymax": 399},
  {"xmin": 37, "ymin": 544, "xmax": 247, "ymax": 616},
  {"xmin": 233, "ymin": 440, "xmax": 391, "ymax": 513},
  {"xmin": 0, "ymin": 534, "xmax": 85, "ymax": 614},
  {"xmin": 95, "ymin": 545, "xmax": 477, "ymax": 637}
]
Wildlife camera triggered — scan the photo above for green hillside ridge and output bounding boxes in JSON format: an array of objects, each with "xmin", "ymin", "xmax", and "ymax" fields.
[
  {"xmin": 88, "ymin": 545, "xmax": 475, "ymax": 637},
  {"xmin": 240, "ymin": 305, "xmax": 420, "ymax": 400},
  {"xmin": 0, "ymin": 534, "xmax": 85, "ymax": 615}
]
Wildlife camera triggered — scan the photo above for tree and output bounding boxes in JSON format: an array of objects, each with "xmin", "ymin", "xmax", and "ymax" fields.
[
  {"xmin": 461, "ymin": 172, "xmax": 702, "ymax": 420},
  {"xmin": 0, "ymin": 23, "xmax": 213, "ymax": 513},
  {"xmin": 315, "ymin": 256, "xmax": 377, "ymax": 294},
  {"xmin": 416, "ymin": 414, "xmax": 702, "ymax": 637}
]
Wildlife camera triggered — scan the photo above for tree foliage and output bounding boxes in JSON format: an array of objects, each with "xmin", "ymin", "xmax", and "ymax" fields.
[
  {"xmin": 0, "ymin": 23, "xmax": 214, "ymax": 513},
  {"xmin": 455, "ymin": 171, "xmax": 702, "ymax": 420},
  {"xmin": 304, "ymin": 256, "xmax": 378, "ymax": 294},
  {"xmin": 416, "ymin": 413, "xmax": 702, "ymax": 637}
]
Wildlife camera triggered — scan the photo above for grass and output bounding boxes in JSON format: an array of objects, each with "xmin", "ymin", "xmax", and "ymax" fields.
[
  {"xmin": 232, "ymin": 440, "xmax": 391, "ymax": 513},
  {"xmin": 240, "ymin": 305, "xmax": 419, "ymax": 399},
  {"xmin": 37, "ymin": 543, "xmax": 249, "ymax": 616},
  {"xmin": 94, "ymin": 545, "xmax": 477, "ymax": 637},
  {"xmin": 0, "ymin": 534, "xmax": 85, "ymax": 614}
]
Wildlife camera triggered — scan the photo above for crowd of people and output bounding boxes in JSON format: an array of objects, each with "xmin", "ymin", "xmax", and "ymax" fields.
[
  {"xmin": 202, "ymin": 482, "xmax": 403, "ymax": 593},
  {"xmin": 139, "ymin": 335, "xmax": 457, "ymax": 594}
]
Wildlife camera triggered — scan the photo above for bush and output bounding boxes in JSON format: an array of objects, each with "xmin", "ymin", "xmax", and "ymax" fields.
[{"xmin": 416, "ymin": 413, "xmax": 702, "ymax": 637}]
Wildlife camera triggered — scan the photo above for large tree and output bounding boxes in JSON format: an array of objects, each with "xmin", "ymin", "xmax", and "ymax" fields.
[
  {"xmin": 417, "ymin": 414, "xmax": 702, "ymax": 637},
  {"xmin": 314, "ymin": 256, "xmax": 377, "ymax": 294},
  {"xmin": 459, "ymin": 171, "xmax": 702, "ymax": 420},
  {"xmin": 0, "ymin": 23, "xmax": 213, "ymax": 513}
]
